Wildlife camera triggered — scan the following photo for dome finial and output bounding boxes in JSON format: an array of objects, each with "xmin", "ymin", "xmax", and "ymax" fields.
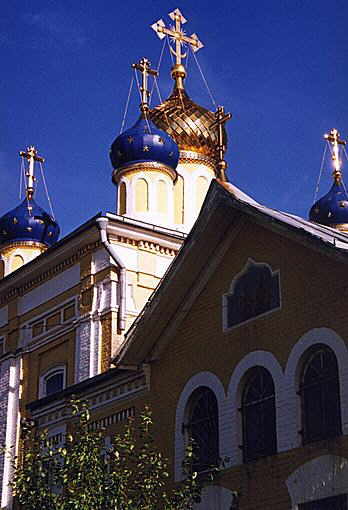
[
  {"xmin": 132, "ymin": 57, "xmax": 158, "ymax": 114},
  {"xmin": 210, "ymin": 105, "xmax": 232, "ymax": 181},
  {"xmin": 324, "ymin": 128, "xmax": 346, "ymax": 184},
  {"xmin": 151, "ymin": 8, "xmax": 203, "ymax": 90},
  {"xmin": 19, "ymin": 146, "xmax": 45, "ymax": 200}
]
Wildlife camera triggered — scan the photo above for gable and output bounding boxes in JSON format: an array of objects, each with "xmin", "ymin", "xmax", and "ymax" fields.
[{"xmin": 117, "ymin": 181, "xmax": 348, "ymax": 368}]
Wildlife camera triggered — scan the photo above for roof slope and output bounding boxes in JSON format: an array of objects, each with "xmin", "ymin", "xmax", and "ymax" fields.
[{"xmin": 116, "ymin": 180, "xmax": 348, "ymax": 367}]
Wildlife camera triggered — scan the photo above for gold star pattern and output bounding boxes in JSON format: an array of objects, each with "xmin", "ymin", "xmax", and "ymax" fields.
[
  {"xmin": 157, "ymin": 136, "xmax": 164, "ymax": 144},
  {"xmin": 128, "ymin": 136, "xmax": 134, "ymax": 143},
  {"xmin": 143, "ymin": 145, "xmax": 150, "ymax": 152}
]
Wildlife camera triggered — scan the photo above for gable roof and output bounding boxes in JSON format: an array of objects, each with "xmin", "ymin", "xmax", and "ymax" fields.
[{"xmin": 115, "ymin": 180, "xmax": 348, "ymax": 367}]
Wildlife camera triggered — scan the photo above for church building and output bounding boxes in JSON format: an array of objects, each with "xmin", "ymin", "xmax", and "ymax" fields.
[{"xmin": 1, "ymin": 8, "xmax": 348, "ymax": 510}]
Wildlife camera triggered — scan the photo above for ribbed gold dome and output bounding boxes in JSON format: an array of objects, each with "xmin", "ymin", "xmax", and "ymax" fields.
[{"xmin": 149, "ymin": 86, "xmax": 227, "ymax": 160}]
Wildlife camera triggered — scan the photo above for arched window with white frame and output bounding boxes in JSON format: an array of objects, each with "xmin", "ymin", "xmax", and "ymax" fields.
[
  {"xmin": 184, "ymin": 386, "xmax": 219, "ymax": 472},
  {"xmin": 241, "ymin": 366, "xmax": 277, "ymax": 462},
  {"xmin": 39, "ymin": 365, "xmax": 66, "ymax": 398},
  {"xmin": 300, "ymin": 344, "xmax": 341, "ymax": 443}
]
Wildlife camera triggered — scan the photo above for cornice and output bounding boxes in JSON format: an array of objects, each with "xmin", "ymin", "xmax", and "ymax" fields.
[
  {"xmin": 179, "ymin": 150, "xmax": 217, "ymax": 171},
  {"xmin": 0, "ymin": 241, "xmax": 100, "ymax": 306}
]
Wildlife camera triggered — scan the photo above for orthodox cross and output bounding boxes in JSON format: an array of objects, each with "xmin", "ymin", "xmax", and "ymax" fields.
[
  {"xmin": 19, "ymin": 146, "xmax": 44, "ymax": 200},
  {"xmin": 132, "ymin": 57, "xmax": 158, "ymax": 113},
  {"xmin": 210, "ymin": 106, "xmax": 232, "ymax": 181},
  {"xmin": 151, "ymin": 8, "xmax": 203, "ymax": 67},
  {"xmin": 324, "ymin": 129, "xmax": 346, "ymax": 182}
]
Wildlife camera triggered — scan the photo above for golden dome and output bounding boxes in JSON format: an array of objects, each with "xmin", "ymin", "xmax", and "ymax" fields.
[{"xmin": 149, "ymin": 81, "xmax": 227, "ymax": 160}]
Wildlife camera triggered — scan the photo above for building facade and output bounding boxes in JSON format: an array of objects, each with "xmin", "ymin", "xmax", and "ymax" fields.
[{"xmin": 1, "ymin": 8, "xmax": 348, "ymax": 510}]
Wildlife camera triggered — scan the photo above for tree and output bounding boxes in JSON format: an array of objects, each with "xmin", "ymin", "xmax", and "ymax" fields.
[{"xmin": 9, "ymin": 400, "xmax": 202, "ymax": 510}]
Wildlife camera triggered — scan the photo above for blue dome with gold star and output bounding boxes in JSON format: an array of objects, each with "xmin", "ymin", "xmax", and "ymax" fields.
[
  {"xmin": 110, "ymin": 116, "xmax": 179, "ymax": 172},
  {"xmin": 0, "ymin": 198, "xmax": 60, "ymax": 247},
  {"xmin": 309, "ymin": 178, "xmax": 348, "ymax": 229}
]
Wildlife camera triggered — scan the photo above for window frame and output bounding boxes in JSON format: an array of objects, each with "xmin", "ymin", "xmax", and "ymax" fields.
[
  {"xmin": 29, "ymin": 299, "xmax": 77, "ymax": 340},
  {"xmin": 184, "ymin": 386, "xmax": 219, "ymax": 473},
  {"xmin": 299, "ymin": 344, "xmax": 342, "ymax": 444},
  {"xmin": 240, "ymin": 366, "xmax": 277, "ymax": 462},
  {"xmin": 39, "ymin": 365, "xmax": 66, "ymax": 399}
]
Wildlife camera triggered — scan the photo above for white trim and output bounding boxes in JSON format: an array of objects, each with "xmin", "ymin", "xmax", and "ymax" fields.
[
  {"xmin": 193, "ymin": 485, "xmax": 235, "ymax": 510},
  {"xmin": 283, "ymin": 328, "xmax": 348, "ymax": 450},
  {"xmin": 39, "ymin": 364, "xmax": 66, "ymax": 399},
  {"xmin": 222, "ymin": 258, "xmax": 281, "ymax": 332},
  {"xmin": 174, "ymin": 371, "xmax": 226, "ymax": 481},
  {"xmin": 286, "ymin": 455, "xmax": 348, "ymax": 508},
  {"xmin": 1, "ymin": 356, "xmax": 21, "ymax": 510},
  {"xmin": 22, "ymin": 297, "xmax": 78, "ymax": 346}
]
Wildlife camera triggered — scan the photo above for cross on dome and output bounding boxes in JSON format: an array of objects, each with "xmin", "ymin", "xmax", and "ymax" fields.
[
  {"xmin": 210, "ymin": 106, "xmax": 232, "ymax": 181},
  {"xmin": 19, "ymin": 146, "xmax": 45, "ymax": 200},
  {"xmin": 151, "ymin": 8, "xmax": 203, "ymax": 89},
  {"xmin": 324, "ymin": 129, "xmax": 346, "ymax": 183},
  {"xmin": 132, "ymin": 57, "xmax": 158, "ymax": 113}
]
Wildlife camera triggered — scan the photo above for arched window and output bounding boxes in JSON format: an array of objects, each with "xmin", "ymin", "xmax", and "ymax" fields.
[
  {"xmin": 241, "ymin": 366, "xmax": 276, "ymax": 462},
  {"xmin": 119, "ymin": 182, "xmax": 127, "ymax": 215},
  {"xmin": 174, "ymin": 175, "xmax": 184, "ymax": 224},
  {"xmin": 157, "ymin": 180, "xmax": 168, "ymax": 213},
  {"xmin": 40, "ymin": 366, "xmax": 66, "ymax": 398},
  {"xmin": 135, "ymin": 178, "xmax": 149, "ymax": 212},
  {"xmin": 185, "ymin": 387, "xmax": 219, "ymax": 472},
  {"xmin": 300, "ymin": 345, "xmax": 341, "ymax": 443},
  {"xmin": 11, "ymin": 254, "xmax": 24, "ymax": 272}
]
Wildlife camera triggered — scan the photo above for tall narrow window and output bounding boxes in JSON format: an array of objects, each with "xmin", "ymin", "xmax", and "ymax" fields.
[
  {"xmin": 11, "ymin": 254, "xmax": 24, "ymax": 272},
  {"xmin": 135, "ymin": 178, "xmax": 148, "ymax": 212},
  {"xmin": 0, "ymin": 260, "xmax": 4, "ymax": 279},
  {"xmin": 241, "ymin": 367, "xmax": 276, "ymax": 462},
  {"xmin": 119, "ymin": 182, "xmax": 127, "ymax": 215},
  {"xmin": 157, "ymin": 180, "xmax": 168, "ymax": 213},
  {"xmin": 196, "ymin": 176, "xmax": 209, "ymax": 211},
  {"xmin": 300, "ymin": 345, "xmax": 341, "ymax": 443},
  {"xmin": 174, "ymin": 175, "xmax": 184, "ymax": 224},
  {"xmin": 185, "ymin": 387, "xmax": 219, "ymax": 472}
]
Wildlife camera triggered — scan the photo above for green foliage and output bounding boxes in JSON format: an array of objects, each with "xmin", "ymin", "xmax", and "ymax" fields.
[{"xmin": 10, "ymin": 401, "xmax": 201, "ymax": 510}]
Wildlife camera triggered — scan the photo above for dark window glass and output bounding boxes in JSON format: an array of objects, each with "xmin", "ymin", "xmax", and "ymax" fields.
[
  {"xmin": 226, "ymin": 261, "xmax": 280, "ymax": 328},
  {"xmin": 242, "ymin": 367, "xmax": 277, "ymax": 462},
  {"xmin": 300, "ymin": 494, "xmax": 347, "ymax": 509},
  {"xmin": 300, "ymin": 345, "xmax": 341, "ymax": 443},
  {"xmin": 186, "ymin": 387, "xmax": 219, "ymax": 472},
  {"xmin": 45, "ymin": 371, "xmax": 64, "ymax": 396}
]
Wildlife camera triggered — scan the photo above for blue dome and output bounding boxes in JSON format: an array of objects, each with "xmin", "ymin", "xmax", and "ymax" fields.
[
  {"xmin": 0, "ymin": 198, "xmax": 60, "ymax": 247},
  {"xmin": 309, "ymin": 179, "xmax": 348, "ymax": 228},
  {"xmin": 110, "ymin": 116, "xmax": 179, "ymax": 172}
]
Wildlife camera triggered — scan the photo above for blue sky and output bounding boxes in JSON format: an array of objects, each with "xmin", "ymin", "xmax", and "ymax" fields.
[{"xmin": 1, "ymin": 1, "xmax": 348, "ymax": 236}]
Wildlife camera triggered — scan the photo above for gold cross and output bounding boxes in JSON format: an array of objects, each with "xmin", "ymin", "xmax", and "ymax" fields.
[
  {"xmin": 210, "ymin": 106, "xmax": 232, "ymax": 181},
  {"xmin": 19, "ymin": 146, "xmax": 45, "ymax": 200},
  {"xmin": 324, "ymin": 129, "xmax": 346, "ymax": 182},
  {"xmin": 151, "ymin": 8, "xmax": 203, "ymax": 67},
  {"xmin": 19, "ymin": 146, "xmax": 45, "ymax": 163},
  {"xmin": 132, "ymin": 57, "xmax": 158, "ymax": 113}
]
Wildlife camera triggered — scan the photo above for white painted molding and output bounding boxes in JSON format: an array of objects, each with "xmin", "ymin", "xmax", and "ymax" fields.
[
  {"xmin": 286, "ymin": 455, "xmax": 348, "ymax": 507},
  {"xmin": 18, "ymin": 264, "xmax": 80, "ymax": 314},
  {"xmin": 227, "ymin": 350, "xmax": 284, "ymax": 465},
  {"xmin": 174, "ymin": 371, "xmax": 226, "ymax": 481},
  {"xmin": 193, "ymin": 485, "xmax": 234, "ymax": 510},
  {"xmin": 284, "ymin": 328, "xmax": 348, "ymax": 449}
]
